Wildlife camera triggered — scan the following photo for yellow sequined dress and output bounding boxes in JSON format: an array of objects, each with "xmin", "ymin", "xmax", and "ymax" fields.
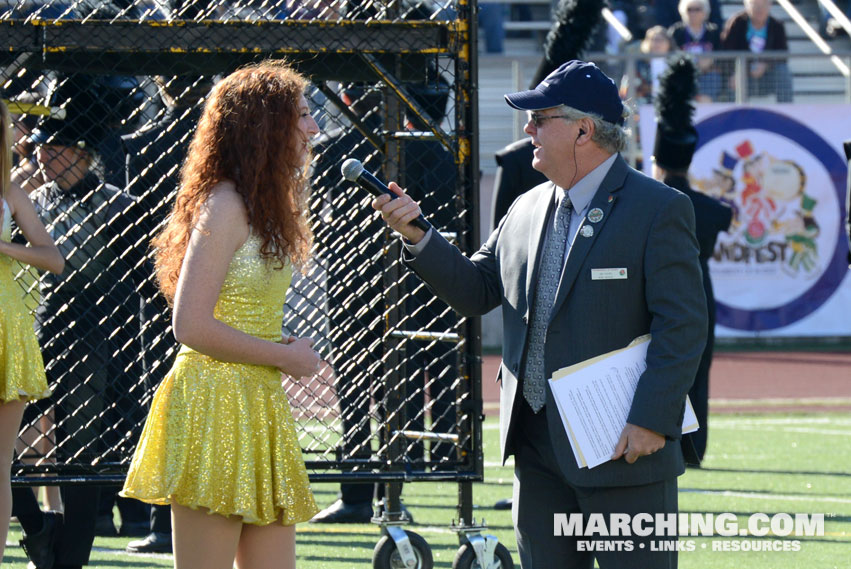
[
  {"xmin": 121, "ymin": 234, "xmax": 318, "ymax": 525},
  {"xmin": 0, "ymin": 199, "xmax": 51, "ymax": 403}
]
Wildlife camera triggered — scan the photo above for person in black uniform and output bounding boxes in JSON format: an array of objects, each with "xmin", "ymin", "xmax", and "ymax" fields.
[
  {"xmin": 14, "ymin": 73, "xmax": 149, "ymax": 569},
  {"xmin": 843, "ymin": 140, "xmax": 851, "ymax": 266},
  {"xmin": 310, "ymin": 75, "xmax": 459, "ymax": 522},
  {"xmin": 491, "ymin": 139, "xmax": 547, "ymax": 231},
  {"xmin": 652, "ymin": 54, "xmax": 732, "ymax": 466},
  {"xmin": 399, "ymin": 77, "xmax": 459, "ymax": 473},
  {"xmin": 308, "ymin": 84, "xmax": 388, "ymax": 523}
]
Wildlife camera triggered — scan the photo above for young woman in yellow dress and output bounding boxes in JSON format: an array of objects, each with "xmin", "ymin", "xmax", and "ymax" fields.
[
  {"xmin": 120, "ymin": 61, "xmax": 321, "ymax": 569},
  {"xmin": 0, "ymin": 100, "xmax": 64, "ymax": 560}
]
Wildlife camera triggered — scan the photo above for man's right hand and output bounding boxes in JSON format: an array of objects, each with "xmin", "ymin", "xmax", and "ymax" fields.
[
  {"xmin": 371, "ymin": 181, "xmax": 427, "ymax": 244},
  {"xmin": 611, "ymin": 423, "xmax": 666, "ymax": 464}
]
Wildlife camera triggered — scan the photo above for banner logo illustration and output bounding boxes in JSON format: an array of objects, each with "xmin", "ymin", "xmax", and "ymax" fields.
[{"xmin": 692, "ymin": 109, "xmax": 847, "ymax": 331}]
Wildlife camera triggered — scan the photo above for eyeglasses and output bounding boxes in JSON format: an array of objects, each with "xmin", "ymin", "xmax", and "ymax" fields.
[
  {"xmin": 687, "ymin": 5, "xmax": 703, "ymax": 11},
  {"xmin": 527, "ymin": 113, "xmax": 572, "ymax": 128}
]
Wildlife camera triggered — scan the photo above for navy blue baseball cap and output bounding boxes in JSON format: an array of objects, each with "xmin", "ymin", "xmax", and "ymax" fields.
[{"xmin": 504, "ymin": 60, "xmax": 624, "ymax": 126}]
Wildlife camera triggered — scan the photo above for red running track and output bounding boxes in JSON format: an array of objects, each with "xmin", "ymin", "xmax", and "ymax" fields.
[{"xmin": 480, "ymin": 351, "xmax": 851, "ymax": 414}]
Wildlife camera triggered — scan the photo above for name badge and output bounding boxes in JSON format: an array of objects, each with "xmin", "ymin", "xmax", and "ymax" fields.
[{"xmin": 591, "ymin": 268, "xmax": 628, "ymax": 280}]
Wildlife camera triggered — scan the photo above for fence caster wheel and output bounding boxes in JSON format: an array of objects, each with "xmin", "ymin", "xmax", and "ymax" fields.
[
  {"xmin": 373, "ymin": 529, "xmax": 433, "ymax": 569},
  {"xmin": 452, "ymin": 541, "xmax": 514, "ymax": 569}
]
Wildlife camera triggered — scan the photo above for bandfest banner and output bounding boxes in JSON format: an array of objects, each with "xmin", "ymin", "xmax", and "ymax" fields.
[{"xmin": 639, "ymin": 104, "xmax": 851, "ymax": 338}]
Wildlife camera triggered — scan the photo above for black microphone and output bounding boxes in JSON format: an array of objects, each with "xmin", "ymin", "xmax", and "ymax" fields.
[{"xmin": 341, "ymin": 158, "xmax": 431, "ymax": 232}]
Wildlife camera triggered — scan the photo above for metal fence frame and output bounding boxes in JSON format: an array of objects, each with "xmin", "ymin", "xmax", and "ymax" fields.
[{"xmin": 2, "ymin": 3, "xmax": 484, "ymax": 512}]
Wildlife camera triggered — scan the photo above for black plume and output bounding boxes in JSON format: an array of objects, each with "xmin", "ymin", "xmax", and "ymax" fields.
[
  {"xmin": 530, "ymin": 0, "xmax": 605, "ymax": 87},
  {"xmin": 655, "ymin": 53, "xmax": 698, "ymax": 134},
  {"xmin": 653, "ymin": 53, "xmax": 699, "ymax": 171}
]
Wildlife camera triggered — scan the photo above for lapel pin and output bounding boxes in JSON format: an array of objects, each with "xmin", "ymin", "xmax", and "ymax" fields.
[
  {"xmin": 607, "ymin": 195, "xmax": 614, "ymax": 203},
  {"xmin": 588, "ymin": 208, "xmax": 604, "ymax": 223},
  {"xmin": 580, "ymin": 225, "xmax": 594, "ymax": 238}
]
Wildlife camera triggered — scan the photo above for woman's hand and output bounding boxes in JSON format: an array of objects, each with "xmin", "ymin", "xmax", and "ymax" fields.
[{"xmin": 278, "ymin": 337, "xmax": 321, "ymax": 379}]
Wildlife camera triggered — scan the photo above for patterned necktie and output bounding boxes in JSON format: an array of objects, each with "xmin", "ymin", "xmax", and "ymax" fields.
[{"xmin": 522, "ymin": 195, "xmax": 572, "ymax": 412}]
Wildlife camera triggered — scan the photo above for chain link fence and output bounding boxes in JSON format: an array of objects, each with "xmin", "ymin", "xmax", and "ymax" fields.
[{"xmin": 2, "ymin": 0, "xmax": 482, "ymax": 488}]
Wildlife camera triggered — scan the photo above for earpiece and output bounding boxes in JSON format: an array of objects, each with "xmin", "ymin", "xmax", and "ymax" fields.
[{"xmin": 578, "ymin": 128, "xmax": 586, "ymax": 137}]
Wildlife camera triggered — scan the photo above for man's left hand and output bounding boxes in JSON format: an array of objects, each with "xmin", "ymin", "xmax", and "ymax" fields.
[{"xmin": 611, "ymin": 423, "xmax": 666, "ymax": 464}]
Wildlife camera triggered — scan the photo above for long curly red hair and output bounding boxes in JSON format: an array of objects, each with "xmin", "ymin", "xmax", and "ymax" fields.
[{"xmin": 153, "ymin": 60, "xmax": 313, "ymax": 302}]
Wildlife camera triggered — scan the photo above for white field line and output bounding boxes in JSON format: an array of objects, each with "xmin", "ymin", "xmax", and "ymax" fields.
[
  {"xmin": 713, "ymin": 425, "xmax": 851, "ymax": 436},
  {"xmin": 711, "ymin": 397, "xmax": 851, "ymax": 407},
  {"xmin": 92, "ymin": 546, "xmax": 172, "ymax": 558},
  {"xmin": 681, "ymin": 489, "xmax": 851, "ymax": 504},
  {"xmin": 711, "ymin": 416, "xmax": 851, "ymax": 426}
]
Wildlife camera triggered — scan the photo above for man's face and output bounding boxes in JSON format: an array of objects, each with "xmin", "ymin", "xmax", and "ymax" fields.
[
  {"xmin": 523, "ymin": 108, "xmax": 581, "ymax": 183},
  {"xmin": 35, "ymin": 143, "xmax": 90, "ymax": 190},
  {"xmin": 746, "ymin": 0, "xmax": 771, "ymax": 27}
]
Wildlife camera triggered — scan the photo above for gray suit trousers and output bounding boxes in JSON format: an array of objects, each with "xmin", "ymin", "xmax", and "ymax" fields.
[{"xmin": 512, "ymin": 401, "xmax": 678, "ymax": 569}]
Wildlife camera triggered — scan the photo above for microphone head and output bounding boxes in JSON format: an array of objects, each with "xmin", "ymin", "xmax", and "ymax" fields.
[{"xmin": 341, "ymin": 158, "xmax": 364, "ymax": 182}]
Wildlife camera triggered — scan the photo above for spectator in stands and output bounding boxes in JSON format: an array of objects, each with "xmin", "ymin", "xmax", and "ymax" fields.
[
  {"xmin": 609, "ymin": 1, "xmax": 642, "ymax": 53},
  {"xmin": 479, "ymin": 3, "xmax": 507, "ymax": 53},
  {"xmin": 655, "ymin": 0, "xmax": 723, "ymax": 28},
  {"xmin": 818, "ymin": 0, "xmax": 851, "ymax": 39},
  {"xmin": 721, "ymin": 0, "xmax": 793, "ymax": 102},
  {"xmin": 636, "ymin": 26, "xmax": 674, "ymax": 103},
  {"xmin": 585, "ymin": 1, "xmax": 635, "ymax": 81},
  {"xmin": 669, "ymin": 0, "xmax": 723, "ymax": 101},
  {"xmin": 81, "ymin": 76, "xmax": 149, "ymax": 544},
  {"xmin": 159, "ymin": 0, "xmax": 215, "ymax": 19}
]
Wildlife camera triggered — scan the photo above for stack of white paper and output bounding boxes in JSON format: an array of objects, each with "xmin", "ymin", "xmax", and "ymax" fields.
[{"xmin": 547, "ymin": 335, "xmax": 698, "ymax": 469}]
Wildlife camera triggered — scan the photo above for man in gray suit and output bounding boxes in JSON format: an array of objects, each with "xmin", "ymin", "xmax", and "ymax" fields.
[{"xmin": 373, "ymin": 60, "xmax": 707, "ymax": 568}]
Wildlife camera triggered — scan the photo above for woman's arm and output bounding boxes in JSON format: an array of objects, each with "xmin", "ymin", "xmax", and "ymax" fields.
[
  {"xmin": 0, "ymin": 184, "xmax": 64, "ymax": 274},
  {"xmin": 171, "ymin": 181, "xmax": 320, "ymax": 379},
  {"xmin": 11, "ymin": 161, "xmax": 43, "ymax": 195}
]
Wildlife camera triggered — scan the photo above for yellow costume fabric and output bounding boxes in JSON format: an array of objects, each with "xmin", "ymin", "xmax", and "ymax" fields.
[
  {"xmin": 121, "ymin": 234, "xmax": 318, "ymax": 525},
  {"xmin": 0, "ymin": 199, "xmax": 51, "ymax": 402}
]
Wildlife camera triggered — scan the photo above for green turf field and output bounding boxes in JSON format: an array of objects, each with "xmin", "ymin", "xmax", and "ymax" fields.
[{"xmin": 4, "ymin": 413, "xmax": 849, "ymax": 568}]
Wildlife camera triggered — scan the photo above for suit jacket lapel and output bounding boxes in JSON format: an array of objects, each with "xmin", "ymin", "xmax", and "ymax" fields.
[
  {"xmin": 549, "ymin": 155, "xmax": 629, "ymax": 324},
  {"xmin": 525, "ymin": 182, "xmax": 556, "ymax": 320}
]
